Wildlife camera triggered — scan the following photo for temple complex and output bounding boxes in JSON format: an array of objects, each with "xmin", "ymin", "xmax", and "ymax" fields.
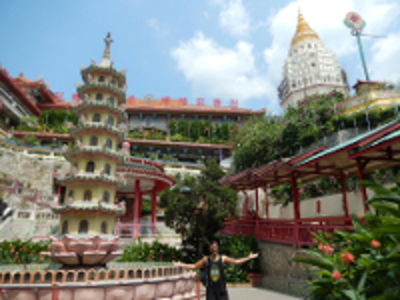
[{"xmin": 278, "ymin": 11, "xmax": 348, "ymax": 111}]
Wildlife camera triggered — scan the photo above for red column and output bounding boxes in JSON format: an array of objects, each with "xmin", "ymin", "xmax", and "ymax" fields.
[
  {"xmin": 151, "ymin": 189, "xmax": 157, "ymax": 234},
  {"xmin": 356, "ymin": 159, "xmax": 368, "ymax": 212},
  {"xmin": 291, "ymin": 173, "xmax": 300, "ymax": 248},
  {"xmin": 255, "ymin": 188, "xmax": 259, "ymax": 219},
  {"xmin": 244, "ymin": 191, "xmax": 249, "ymax": 219},
  {"xmin": 133, "ymin": 180, "xmax": 141, "ymax": 237},
  {"xmin": 264, "ymin": 187, "xmax": 269, "ymax": 219},
  {"xmin": 138, "ymin": 192, "xmax": 143, "ymax": 220},
  {"xmin": 338, "ymin": 174, "xmax": 349, "ymax": 217}
]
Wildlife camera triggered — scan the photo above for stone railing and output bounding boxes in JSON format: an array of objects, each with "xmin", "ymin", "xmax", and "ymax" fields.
[{"xmin": 0, "ymin": 266, "xmax": 197, "ymax": 300}]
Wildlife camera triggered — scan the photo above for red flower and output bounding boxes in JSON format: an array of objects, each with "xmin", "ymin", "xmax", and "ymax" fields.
[
  {"xmin": 341, "ymin": 252, "xmax": 355, "ymax": 264},
  {"xmin": 331, "ymin": 270, "xmax": 342, "ymax": 280},
  {"xmin": 318, "ymin": 243, "xmax": 334, "ymax": 255},
  {"xmin": 371, "ymin": 240, "xmax": 380, "ymax": 249}
]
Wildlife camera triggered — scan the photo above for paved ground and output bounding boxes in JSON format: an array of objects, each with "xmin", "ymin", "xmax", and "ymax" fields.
[{"xmin": 227, "ymin": 288, "xmax": 303, "ymax": 300}]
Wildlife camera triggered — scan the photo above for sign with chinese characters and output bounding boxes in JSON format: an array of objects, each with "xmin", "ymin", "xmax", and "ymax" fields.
[
  {"xmin": 213, "ymin": 98, "xmax": 221, "ymax": 107},
  {"xmin": 179, "ymin": 97, "xmax": 187, "ymax": 105},
  {"xmin": 161, "ymin": 96, "xmax": 170, "ymax": 105},
  {"xmin": 196, "ymin": 98, "xmax": 205, "ymax": 106},
  {"xmin": 127, "ymin": 95, "xmax": 135, "ymax": 105},
  {"xmin": 230, "ymin": 99, "xmax": 238, "ymax": 108}
]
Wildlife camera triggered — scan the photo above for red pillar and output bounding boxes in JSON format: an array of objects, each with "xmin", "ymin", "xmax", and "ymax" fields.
[
  {"xmin": 356, "ymin": 159, "xmax": 368, "ymax": 212},
  {"xmin": 338, "ymin": 174, "xmax": 349, "ymax": 218},
  {"xmin": 133, "ymin": 180, "xmax": 141, "ymax": 237},
  {"xmin": 244, "ymin": 191, "xmax": 249, "ymax": 219},
  {"xmin": 138, "ymin": 192, "xmax": 143, "ymax": 221},
  {"xmin": 264, "ymin": 187, "xmax": 269, "ymax": 219},
  {"xmin": 151, "ymin": 189, "xmax": 157, "ymax": 234},
  {"xmin": 291, "ymin": 173, "xmax": 300, "ymax": 248},
  {"xmin": 255, "ymin": 188, "xmax": 259, "ymax": 219}
]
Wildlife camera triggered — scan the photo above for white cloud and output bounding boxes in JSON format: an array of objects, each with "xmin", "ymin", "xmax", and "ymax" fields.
[
  {"xmin": 218, "ymin": 0, "xmax": 250, "ymax": 37},
  {"xmin": 171, "ymin": 32, "xmax": 271, "ymax": 102},
  {"xmin": 147, "ymin": 18, "xmax": 169, "ymax": 38},
  {"xmin": 370, "ymin": 32, "xmax": 400, "ymax": 83}
]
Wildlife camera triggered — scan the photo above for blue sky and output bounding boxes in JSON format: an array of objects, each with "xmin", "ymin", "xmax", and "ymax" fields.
[{"xmin": 1, "ymin": 0, "xmax": 400, "ymax": 114}]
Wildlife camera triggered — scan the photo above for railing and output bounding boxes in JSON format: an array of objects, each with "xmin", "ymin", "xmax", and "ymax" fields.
[
  {"xmin": 222, "ymin": 217, "xmax": 353, "ymax": 248},
  {"xmin": 114, "ymin": 223, "xmax": 179, "ymax": 238}
]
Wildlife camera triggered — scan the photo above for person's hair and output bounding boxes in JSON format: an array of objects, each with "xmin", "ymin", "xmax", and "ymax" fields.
[{"xmin": 209, "ymin": 239, "xmax": 219, "ymax": 246}]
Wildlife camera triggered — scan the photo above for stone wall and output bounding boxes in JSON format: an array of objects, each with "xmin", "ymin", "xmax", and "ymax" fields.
[{"xmin": 258, "ymin": 241, "xmax": 310, "ymax": 297}]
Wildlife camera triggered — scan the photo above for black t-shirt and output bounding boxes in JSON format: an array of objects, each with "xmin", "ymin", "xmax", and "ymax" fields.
[{"xmin": 206, "ymin": 255, "xmax": 227, "ymax": 293}]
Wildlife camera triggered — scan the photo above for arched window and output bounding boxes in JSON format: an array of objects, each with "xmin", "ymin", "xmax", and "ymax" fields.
[
  {"xmin": 62, "ymin": 221, "xmax": 68, "ymax": 234},
  {"xmin": 107, "ymin": 97, "xmax": 115, "ymax": 106},
  {"xmin": 104, "ymin": 164, "xmax": 111, "ymax": 175},
  {"xmin": 78, "ymin": 220, "xmax": 88, "ymax": 234},
  {"xmin": 107, "ymin": 116, "xmax": 114, "ymax": 126},
  {"xmin": 83, "ymin": 190, "xmax": 92, "ymax": 201},
  {"xmin": 92, "ymin": 114, "xmax": 101, "ymax": 122},
  {"xmin": 73, "ymin": 163, "xmax": 78, "ymax": 170},
  {"xmin": 103, "ymin": 191, "xmax": 109, "ymax": 203},
  {"xmin": 96, "ymin": 94, "xmax": 103, "ymax": 101},
  {"xmin": 68, "ymin": 190, "xmax": 74, "ymax": 200},
  {"xmin": 98, "ymin": 76, "xmax": 105, "ymax": 83},
  {"xmin": 86, "ymin": 161, "xmax": 95, "ymax": 172},
  {"xmin": 100, "ymin": 221, "xmax": 108, "ymax": 234},
  {"xmin": 90, "ymin": 136, "xmax": 98, "ymax": 146},
  {"xmin": 111, "ymin": 79, "xmax": 116, "ymax": 86},
  {"xmin": 106, "ymin": 139, "xmax": 112, "ymax": 149}
]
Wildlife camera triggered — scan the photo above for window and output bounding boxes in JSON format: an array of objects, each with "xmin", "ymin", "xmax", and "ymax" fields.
[
  {"xmin": 86, "ymin": 161, "xmax": 95, "ymax": 172},
  {"xmin": 68, "ymin": 190, "xmax": 74, "ymax": 200},
  {"xmin": 104, "ymin": 164, "xmax": 111, "ymax": 175},
  {"xmin": 73, "ymin": 163, "xmax": 78, "ymax": 170},
  {"xmin": 78, "ymin": 220, "xmax": 88, "ymax": 234},
  {"xmin": 107, "ymin": 116, "xmax": 114, "ymax": 126},
  {"xmin": 90, "ymin": 136, "xmax": 98, "ymax": 146},
  {"xmin": 98, "ymin": 76, "xmax": 105, "ymax": 83},
  {"xmin": 101, "ymin": 221, "xmax": 108, "ymax": 234},
  {"xmin": 106, "ymin": 139, "xmax": 112, "ymax": 149},
  {"xmin": 62, "ymin": 221, "xmax": 68, "ymax": 234},
  {"xmin": 92, "ymin": 114, "xmax": 101, "ymax": 122},
  {"xmin": 96, "ymin": 94, "xmax": 103, "ymax": 101},
  {"xmin": 83, "ymin": 190, "xmax": 92, "ymax": 201},
  {"xmin": 108, "ymin": 97, "xmax": 115, "ymax": 106},
  {"xmin": 111, "ymin": 79, "xmax": 116, "ymax": 86},
  {"xmin": 103, "ymin": 191, "xmax": 110, "ymax": 203}
]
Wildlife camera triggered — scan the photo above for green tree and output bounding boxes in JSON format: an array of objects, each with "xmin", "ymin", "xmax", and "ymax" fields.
[
  {"xmin": 220, "ymin": 123, "xmax": 230, "ymax": 141},
  {"xmin": 190, "ymin": 120, "xmax": 201, "ymax": 141},
  {"xmin": 178, "ymin": 119, "xmax": 189, "ymax": 137},
  {"xmin": 160, "ymin": 159, "xmax": 237, "ymax": 260},
  {"xmin": 168, "ymin": 120, "xmax": 177, "ymax": 136}
]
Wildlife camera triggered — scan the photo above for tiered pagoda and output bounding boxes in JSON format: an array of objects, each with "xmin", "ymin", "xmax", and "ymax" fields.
[{"xmin": 42, "ymin": 33, "xmax": 127, "ymax": 266}]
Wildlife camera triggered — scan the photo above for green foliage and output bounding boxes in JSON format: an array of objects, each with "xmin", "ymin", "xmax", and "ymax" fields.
[
  {"xmin": 160, "ymin": 159, "xmax": 237, "ymax": 260},
  {"xmin": 218, "ymin": 234, "xmax": 261, "ymax": 283},
  {"xmin": 141, "ymin": 200, "xmax": 152, "ymax": 216},
  {"xmin": 23, "ymin": 135, "xmax": 40, "ymax": 146},
  {"xmin": 169, "ymin": 120, "xmax": 178, "ymax": 136},
  {"xmin": 0, "ymin": 239, "xmax": 50, "ymax": 264},
  {"xmin": 117, "ymin": 239, "xmax": 181, "ymax": 262},
  {"xmin": 190, "ymin": 120, "xmax": 202, "ymax": 141},
  {"xmin": 178, "ymin": 119, "xmax": 189, "ymax": 137},
  {"xmin": 293, "ymin": 180, "xmax": 400, "ymax": 299}
]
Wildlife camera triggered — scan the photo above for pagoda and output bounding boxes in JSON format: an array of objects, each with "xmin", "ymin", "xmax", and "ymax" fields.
[
  {"xmin": 42, "ymin": 33, "xmax": 128, "ymax": 266},
  {"xmin": 278, "ymin": 11, "xmax": 348, "ymax": 111}
]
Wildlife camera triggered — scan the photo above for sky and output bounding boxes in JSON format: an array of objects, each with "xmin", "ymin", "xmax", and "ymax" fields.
[{"xmin": 1, "ymin": 0, "xmax": 400, "ymax": 114}]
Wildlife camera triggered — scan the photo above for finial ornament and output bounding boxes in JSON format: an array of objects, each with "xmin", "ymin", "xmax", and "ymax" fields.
[{"xmin": 103, "ymin": 32, "xmax": 113, "ymax": 59}]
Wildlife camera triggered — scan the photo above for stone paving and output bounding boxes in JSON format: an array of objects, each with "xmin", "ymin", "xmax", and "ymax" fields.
[{"xmin": 228, "ymin": 288, "xmax": 303, "ymax": 300}]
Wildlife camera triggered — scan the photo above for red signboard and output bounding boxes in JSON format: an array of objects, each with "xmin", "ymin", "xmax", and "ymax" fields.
[
  {"xmin": 72, "ymin": 94, "xmax": 80, "ymax": 101},
  {"xmin": 127, "ymin": 95, "xmax": 135, "ymax": 105},
  {"xmin": 54, "ymin": 92, "xmax": 64, "ymax": 100},
  {"xmin": 179, "ymin": 97, "xmax": 187, "ymax": 105},
  {"xmin": 196, "ymin": 98, "xmax": 205, "ymax": 106},
  {"xmin": 230, "ymin": 99, "xmax": 238, "ymax": 108},
  {"xmin": 213, "ymin": 98, "xmax": 221, "ymax": 107},
  {"xmin": 161, "ymin": 96, "xmax": 170, "ymax": 105}
]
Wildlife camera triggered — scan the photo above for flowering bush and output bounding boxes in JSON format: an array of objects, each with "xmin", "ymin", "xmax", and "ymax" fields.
[
  {"xmin": 0, "ymin": 239, "xmax": 50, "ymax": 264},
  {"xmin": 293, "ymin": 180, "xmax": 400, "ymax": 299}
]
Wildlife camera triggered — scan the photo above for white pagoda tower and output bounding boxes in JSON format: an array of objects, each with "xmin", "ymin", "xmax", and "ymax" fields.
[{"xmin": 278, "ymin": 12, "xmax": 348, "ymax": 111}]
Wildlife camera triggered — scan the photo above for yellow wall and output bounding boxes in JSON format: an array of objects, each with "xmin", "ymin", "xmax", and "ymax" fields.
[
  {"xmin": 76, "ymin": 133, "xmax": 118, "ymax": 152},
  {"xmin": 88, "ymin": 91, "xmax": 120, "ymax": 106},
  {"xmin": 60, "ymin": 213, "xmax": 115, "ymax": 235},
  {"xmin": 92, "ymin": 73, "xmax": 121, "ymax": 88},
  {"xmin": 70, "ymin": 157, "xmax": 117, "ymax": 176},
  {"xmin": 344, "ymin": 91, "xmax": 400, "ymax": 115},
  {"xmin": 85, "ymin": 111, "xmax": 116, "ymax": 126},
  {"xmin": 65, "ymin": 182, "xmax": 116, "ymax": 204}
]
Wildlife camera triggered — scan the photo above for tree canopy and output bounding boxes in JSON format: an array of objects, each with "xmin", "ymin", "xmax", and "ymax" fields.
[{"xmin": 160, "ymin": 159, "xmax": 237, "ymax": 259}]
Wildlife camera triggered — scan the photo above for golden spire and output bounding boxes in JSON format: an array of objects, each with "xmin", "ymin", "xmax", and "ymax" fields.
[{"xmin": 291, "ymin": 11, "xmax": 320, "ymax": 46}]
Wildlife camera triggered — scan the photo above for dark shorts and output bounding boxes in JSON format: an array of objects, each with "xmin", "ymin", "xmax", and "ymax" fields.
[{"xmin": 206, "ymin": 289, "xmax": 229, "ymax": 300}]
